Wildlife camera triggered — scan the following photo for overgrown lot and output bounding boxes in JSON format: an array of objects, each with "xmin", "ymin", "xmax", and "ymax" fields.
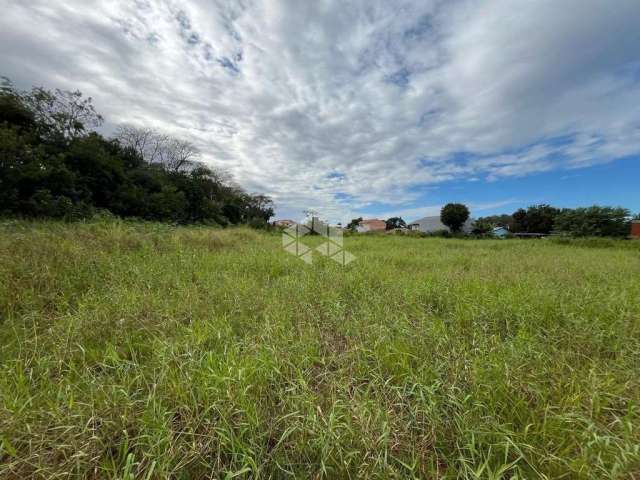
[{"xmin": 1, "ymin": 221, "xmax": 639, "ymax": 479}]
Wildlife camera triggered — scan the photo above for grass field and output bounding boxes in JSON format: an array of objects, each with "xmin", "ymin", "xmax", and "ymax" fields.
[{"xmin": 1, "ymin": 221, "xmax": 639, "ymax": 479}]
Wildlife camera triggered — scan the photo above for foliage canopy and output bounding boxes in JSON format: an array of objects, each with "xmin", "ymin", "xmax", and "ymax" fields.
[
  {"xmin": 440, "ymin": 203, "xmax": 470, "ymax": 232},
  {"xmin": 0, "ymin": 79, "xmax": 273, "ymax": 226}
]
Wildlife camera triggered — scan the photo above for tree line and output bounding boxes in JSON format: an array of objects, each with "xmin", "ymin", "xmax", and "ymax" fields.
[
  {"xmin": 438, "ymin": 203, "xmax": 635, "ymax": 237},
  {"xmin": 0, "ymin": 78, "xmax": 274, "ymax": 226},
  {"xmin": 347, "ymin": 202, "xmax": 636, "ymax": 237},
  {"xmin": 474, "ymin": 204, "xmax": 634, "ymax": 237}
]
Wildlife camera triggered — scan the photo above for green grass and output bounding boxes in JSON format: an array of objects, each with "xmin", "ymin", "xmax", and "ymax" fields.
[{"xmin": 1, "ymin": 220, "xmax": 639, "ymax": 479}]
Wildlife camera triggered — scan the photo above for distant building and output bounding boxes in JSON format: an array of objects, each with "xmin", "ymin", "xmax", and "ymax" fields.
[
  {"xmin": 632, "ymin": 220, "xmax": 640, "ymax": 239},
  {"xmin": 492, "ymin": 226, "xmax": 510, "ymax": 238},
  {"xmin": 274, "ymin": 219, "xmax": 296, "ymax": 228},
  {"xmin": 514, "ymin": 232, "xmax": 547, "ymax": 238},
  {"xmin": 355, "ymin": 219, "xmax": 386, "ymax": 233},
  {"xmin": 408, "ymin": 216, "xmax": 474, "ymax": 234}
]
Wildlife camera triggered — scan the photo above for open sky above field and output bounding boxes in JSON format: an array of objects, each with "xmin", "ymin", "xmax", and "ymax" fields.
[{"xmin": 2, "ymin": 0, "xmax": 639, "ymax": 222}]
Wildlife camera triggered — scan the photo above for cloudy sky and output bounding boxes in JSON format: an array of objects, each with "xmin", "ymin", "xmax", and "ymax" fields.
[{"xmin": 2, "ymin": 0, "xmax": 639, "ymax": 222}]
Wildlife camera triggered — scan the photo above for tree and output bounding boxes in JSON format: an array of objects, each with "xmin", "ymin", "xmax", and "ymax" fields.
[
  {"xmin": 115, "ymin": 126, "xmax": 200, "ymax": 172},
  {"xmin": 554, "ymin": 206, "xmax": 630, "ymax": 237},
  {"xmin": 346, "ymin": 217, "xmax": 363, "ymax": 232},
  {"xmin": 115, "ymin": 125, "xmax": 161, "ymax": 163},
  {"xmin": 0, "ymin": 77, "xmax": 275, "ymax": 227},
  {"xmin": 471, "ymin": 218, "xmax": 493, "ymax": 235},
  {"xmin": 440, "ymin": 203, "xmax": 470, "ymax": 233},
  {"xmin": 385, "ymin": 217, "xmax": 406, "ymax": 230},
  {"xmin": 512, "ymin": 205, "xmax": 558, "ymax": 233},
  {"xmin": 512, "ymin": 208, "xmax": 528, "ymax": 233},
  {"xmin": 163, "ymin": 138, "xmax": 200, "ymax": 172},
  {"xmin": 0, "ymin": 77, "xmax": 35, "ymax": 129},
  {"xmin": 245, "ymin": 194, "xmax": 275, "ymax": 223},
  {"xmin": 21, "ymin": 86, "xmax": 103, "ymax": 140},
  {"xmin": 475, "ymin": 214, "xmax": 514, "ymax": 231},
  {"xmin": 525, "ymin": 204, "xmax": 558, "ymax": 233}
]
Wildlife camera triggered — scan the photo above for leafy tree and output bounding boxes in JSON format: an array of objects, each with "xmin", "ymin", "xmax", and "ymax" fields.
[
  {"xmin": 512, "ymin": 205, "xmax": 558, "ymax": 233},
  {"xmin": 440, "ymin": 203, "xmax": 470, "ymax": 233},
  {"xmin": 223, "ymin": 204, "xmax": 242, "ymax": 224},
  {"xmin": 244, "ymin": 194, "xmax": 275, "ymax": 225},
  {"xmin": 512, "ymin": 208, "xmax": 528, "ymax": 233},
  {"xmin": 471, "ymin": 218, "xmax": 494, "ymax": 235},
  {"xmin": 554, "ymin": 206, "xmax": 630, "ymax": 237},
  {"xmin": 385, "ymin": 217, "xmax": 406, "ymax": 230},
  {"xmin": 0, "ymin": 77, "xmax": 35, "ymax": 129},
  {"xmin": 148, "ymin": 186, "xmax": 187, "ymax": 222},
  {"xmin": 525, "ymin": 204, "xmax": 558, "ymax": 233}
]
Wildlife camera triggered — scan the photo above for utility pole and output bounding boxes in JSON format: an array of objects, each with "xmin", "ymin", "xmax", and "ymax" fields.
[{"xmin": 303, "ymin": 209, "xmax": 319, "ymax": 232}]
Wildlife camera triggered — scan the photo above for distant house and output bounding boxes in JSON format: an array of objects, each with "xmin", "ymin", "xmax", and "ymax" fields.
[
  {"xmin": 492, "ymin": 226, "xmax": 509, "ymax": 238},
  {"xmin": 408, "ymin": 216, "xmax": 474, "ymax": 234},
  {"xmin": 632, "ymin": 220, "xmax": 640, "ymax": 239},
  {"xmin": 274, "ymin": 219, "xmax": 296, "ymax": 228},
  {"xmin": 356, "ymin": 219, "xmax": 386, "ymax": 233}
]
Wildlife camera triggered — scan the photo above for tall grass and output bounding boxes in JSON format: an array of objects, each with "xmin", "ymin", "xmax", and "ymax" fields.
[{"xmin": 1, "ymin": 220, "xmax": 639, "ymax": 478}]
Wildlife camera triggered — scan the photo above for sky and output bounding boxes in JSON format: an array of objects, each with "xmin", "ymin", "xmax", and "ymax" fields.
[{"xmin": 1, "ymin": 0, "xmax": 639, "ymax": 223}]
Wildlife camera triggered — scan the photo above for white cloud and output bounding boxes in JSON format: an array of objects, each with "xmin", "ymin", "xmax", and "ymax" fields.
[{"xmin": 1, "ymin": 0, "xmax": 639, "ymax": 222}]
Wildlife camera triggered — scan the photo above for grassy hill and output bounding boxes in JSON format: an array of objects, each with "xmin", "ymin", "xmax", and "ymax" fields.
[{"xmin": 1, "ymin": 221, "xmax": 639, "ymax": 478}]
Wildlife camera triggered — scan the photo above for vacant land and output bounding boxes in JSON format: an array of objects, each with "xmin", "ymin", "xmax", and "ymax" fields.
[{"xmin": 1, "ymin": 221, "xmax": 639, "ymax": 479}]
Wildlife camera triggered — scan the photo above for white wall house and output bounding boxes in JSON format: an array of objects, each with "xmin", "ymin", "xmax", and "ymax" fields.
[{"xmin": 408, "ymin": 216, "xmax": 474, "ymax": 234}]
